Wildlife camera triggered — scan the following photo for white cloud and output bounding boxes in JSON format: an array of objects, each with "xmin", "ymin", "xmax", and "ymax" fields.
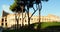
[{"xmin": 2, "ymin": 5, "xmax": 13, "ymax": 14}]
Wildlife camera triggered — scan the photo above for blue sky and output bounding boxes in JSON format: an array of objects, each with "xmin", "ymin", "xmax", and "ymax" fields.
[{"xmin": 0, "ymin": 0, "xmax": 60, "ymax": 17}]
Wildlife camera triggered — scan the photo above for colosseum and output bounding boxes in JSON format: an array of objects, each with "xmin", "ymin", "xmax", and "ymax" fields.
[{"xmin": 0, "ymin": 10, "xmax": 60, "ymax": 28}]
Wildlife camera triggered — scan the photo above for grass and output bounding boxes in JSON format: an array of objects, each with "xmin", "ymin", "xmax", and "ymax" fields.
[
  {"xmin": 3, "ymin": 22, "xmax": 60, "ymax": 32},
  {"xmin": 41, "ymin": 22, "xmax": 60, "ymax": 29},
  {"xmin": 32, "ymin": 22, "xmax": 60, "ymax": 29}
]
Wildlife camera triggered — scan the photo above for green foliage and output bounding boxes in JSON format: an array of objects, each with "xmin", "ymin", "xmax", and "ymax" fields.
[
  {"xmin": 10, "ymin": 2, "xmax": 17, "ymax": 12},
  {"xmin": 41, "ymin": 0, "xmax": 48, "ymax": 2},
  {"xmin": 15, "ymin": 0, "xmax": 20, "ymax": 2},
  {"xmin": 10, "ymin": 0, "xmax": 25, "ymax": 13}
]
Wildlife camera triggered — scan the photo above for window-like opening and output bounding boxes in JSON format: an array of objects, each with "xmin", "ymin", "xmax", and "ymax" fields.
[
  {"xmin": 20, "ymin": 18, "xmax": 21, "ymax": 20},
  {"xmin": 25, "ymin": 20, "xmax": 27, "ymax": 22},
  {"xmin": 31, "ymin": 18, "xmax": 33, "ymax": 20},
  {"xmin": 2, "ymin": 19, "xmax": 4, "ymax": 22},
  {"xmin": 1, "ymin": 23, "xmax": 3, "ymax": 26},
  {"xmin": 5, "ymin": 23, "xmax": 7, "ymax": 26}
]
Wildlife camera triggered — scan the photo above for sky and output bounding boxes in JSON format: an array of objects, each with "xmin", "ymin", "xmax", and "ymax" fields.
[{"xmin": 0, "ymin": 0, "xmax": 60, "ymax": 17}]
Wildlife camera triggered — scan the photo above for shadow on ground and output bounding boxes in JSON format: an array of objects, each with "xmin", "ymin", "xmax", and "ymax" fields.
[{"xmin": 2, "ymin": 22, "xmax": 60, "ymax": 32}]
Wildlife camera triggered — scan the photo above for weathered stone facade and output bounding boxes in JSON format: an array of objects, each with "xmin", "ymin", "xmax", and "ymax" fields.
[{"xmin": 0, "ymin": 13, "xmax": 60, "ymax": 28}]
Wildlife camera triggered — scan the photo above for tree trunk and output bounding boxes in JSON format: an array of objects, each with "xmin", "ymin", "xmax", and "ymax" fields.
[
  {"xmin": 27, "ymin": 7, "xmax": 30, "ymax": 26},
  {"xmin": 37, "ymin": 3, "xmax": 42, "ymax": 31},
  {"xmin": 20, "ymin": 6, "xmax": 24, "ymax": 27},
  {"xmin": 15, "ymin": 13, "xmax": 19, "ymax": 30}
]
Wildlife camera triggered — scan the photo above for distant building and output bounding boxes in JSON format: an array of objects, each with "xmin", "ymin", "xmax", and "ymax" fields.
[{"xmin": 0, "ymin": 10, "xmax": 60, "ymax": 28}]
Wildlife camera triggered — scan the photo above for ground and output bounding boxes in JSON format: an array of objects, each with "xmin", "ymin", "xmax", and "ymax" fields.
[{"xmin": 2, "ymin": 22, "xmax": 60, "ymax": 32}]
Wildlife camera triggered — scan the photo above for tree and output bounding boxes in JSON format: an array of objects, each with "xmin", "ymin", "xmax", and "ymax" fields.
[
  {"xmin": 10, "ymin": 0, "xmax": 48, "ymax": 30},
  {"xmin": 10, "ymin": 0, "xmax": 25, "ymax": 30}
]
